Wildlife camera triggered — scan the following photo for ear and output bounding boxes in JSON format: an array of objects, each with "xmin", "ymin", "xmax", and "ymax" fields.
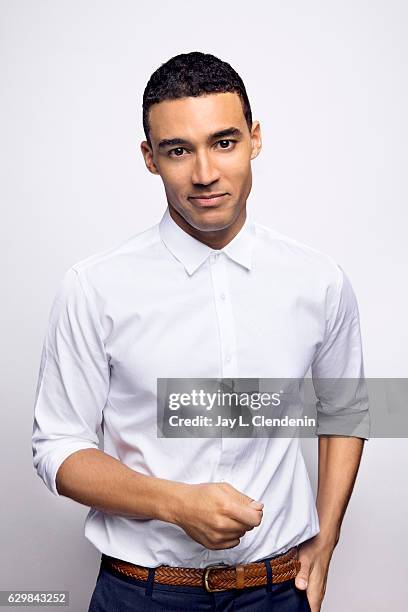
[
  {"xmin": 250, "ymin": 121, "xmax": 262, "ymax": 160},
  {"xmin": 140, "ymin": 141, "xmax": 160, "ymax": 175}
]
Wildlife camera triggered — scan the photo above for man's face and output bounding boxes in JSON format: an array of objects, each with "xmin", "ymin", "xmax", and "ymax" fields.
[{"xmin": 141, "ymin": 92, "xmax": 261, "ymax": 233}]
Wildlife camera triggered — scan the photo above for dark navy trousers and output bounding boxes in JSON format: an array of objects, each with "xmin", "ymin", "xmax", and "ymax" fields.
[{"xmin": 88, "ymin": 553, "xmax": 311, "ymax": 612}]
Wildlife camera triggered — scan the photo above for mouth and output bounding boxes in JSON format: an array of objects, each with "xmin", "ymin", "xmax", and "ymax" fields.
[{"xmin": 188, "ymin": 193, "xmax": 228, "ymax": 207}]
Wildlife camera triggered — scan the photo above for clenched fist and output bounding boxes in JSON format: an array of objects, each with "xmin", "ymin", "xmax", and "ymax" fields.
[{"xmin": 173, "ymin": 481, "xmax": 264, "ymax": 550}]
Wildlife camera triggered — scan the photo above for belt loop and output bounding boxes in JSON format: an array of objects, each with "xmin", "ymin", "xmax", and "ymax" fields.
[
  {"xmin": 264, "ymin": 558, "xmax": 273, "ymax": 593},
  {"xmin": 145, "ymin": 567, "xmax": 156, "ymax": 597}
]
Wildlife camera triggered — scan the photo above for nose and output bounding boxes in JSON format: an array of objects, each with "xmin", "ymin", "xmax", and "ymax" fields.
[{"xmin": 191, "ymin": 149, "xmax": 220, "ymax": 186}]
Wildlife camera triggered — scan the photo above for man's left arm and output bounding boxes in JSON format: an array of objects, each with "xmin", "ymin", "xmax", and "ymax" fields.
[
  {"xmin": 298, "ymin": 265, "xmax": 370, "ymax": 611},
  {"xmin": 295, "ymin": 435, "xmax": 365, "ymax": 611}
]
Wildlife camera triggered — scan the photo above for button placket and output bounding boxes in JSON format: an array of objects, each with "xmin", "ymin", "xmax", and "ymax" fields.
[
  {"xmin": 209, "ymin": 254, "xmax": 237, "ymax": 376},
  {"xmin": 209, "ymin": 252, "xmax": 239, "ymax": 484}
]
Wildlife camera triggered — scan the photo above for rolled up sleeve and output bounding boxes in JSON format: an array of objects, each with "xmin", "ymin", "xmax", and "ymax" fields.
[
  {"xmin": 311, "ymin": 266, "xmax": 370, "ymax": 440},
  {"xmin": 32, "ymin": 267, "xmax": 110, "ymax": 496}
]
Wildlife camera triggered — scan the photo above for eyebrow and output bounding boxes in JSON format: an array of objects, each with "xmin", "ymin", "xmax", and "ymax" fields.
[{"xmin": 157, "ymin": 127, "xmax": 244, "ymax": 149}]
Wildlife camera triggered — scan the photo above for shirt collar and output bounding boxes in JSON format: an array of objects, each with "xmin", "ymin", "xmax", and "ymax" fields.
[{"xmin": 159, "ymin": 206, "xmax": 255, "ymax": 276}]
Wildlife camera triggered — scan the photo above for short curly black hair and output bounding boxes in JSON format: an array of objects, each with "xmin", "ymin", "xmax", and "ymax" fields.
[{"xmin": 142, "ymin": 51, "xmax": 253, "ymax": 147}]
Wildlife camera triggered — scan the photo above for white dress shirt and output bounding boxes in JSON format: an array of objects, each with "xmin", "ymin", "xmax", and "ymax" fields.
[{"xmin": 32, "ymin": 206, "xmax": 369, "ymax": 568}]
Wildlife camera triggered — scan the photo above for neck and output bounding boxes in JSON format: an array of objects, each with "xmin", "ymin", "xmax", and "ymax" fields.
[{"xmin": 168, "ymin": 204, "xmax": 247, "ymax": 250}]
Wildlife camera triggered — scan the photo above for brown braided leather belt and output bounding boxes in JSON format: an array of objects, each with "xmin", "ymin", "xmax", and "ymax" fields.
[{"xmin": 101, "ymin": 546, "xmax": 300, "ymax": 593}]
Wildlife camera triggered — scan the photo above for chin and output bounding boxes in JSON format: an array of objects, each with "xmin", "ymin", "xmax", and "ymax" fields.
[{"xmin": 189, "ymin": 210, "xmax": 236, "ymax": 232}]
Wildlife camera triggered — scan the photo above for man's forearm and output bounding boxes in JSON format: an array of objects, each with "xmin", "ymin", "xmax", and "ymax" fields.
[
  {"xmin": 315, "ymin": 435, "xmax": 365, "ymax": 547},
  {"xmin": 56, "ymin": 448, "xmax": 186, "ymax": 523}
]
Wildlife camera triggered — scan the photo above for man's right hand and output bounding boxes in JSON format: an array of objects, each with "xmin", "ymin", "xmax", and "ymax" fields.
[{"xmin": 172, "ymin": 482, "xmax": 264, "ymax": 550}]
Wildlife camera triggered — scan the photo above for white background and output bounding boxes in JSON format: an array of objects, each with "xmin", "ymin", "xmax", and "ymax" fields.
[{"xmin": 1, "ymin": 1, "xmax": 407, "ymax": 610}]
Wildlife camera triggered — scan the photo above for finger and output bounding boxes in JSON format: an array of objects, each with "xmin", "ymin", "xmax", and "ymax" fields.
[
  {"xmin": 222, "ymin": 527, "xmax": 251, "ymax": 539},
  {"xmin": 215, "ymin": 539, "xmax": 241, "ymax": 550},
  {"xmin": 238, "ymin": 492, "xmax": 264, "ymax": 511},
  {"xmin": 216, "ymin": 518, "xmax": 256, "ymax": 534},
  {"xmin": 229, "ymin": 504, "xmax": 263, "ymax": 527},
  {"xmin": 249, "ymin": 499, "xmax": 264, "ymax": 510},
  {"xmin": 295, "ymin": 556, "xmax": 311, "ymax": 590}
]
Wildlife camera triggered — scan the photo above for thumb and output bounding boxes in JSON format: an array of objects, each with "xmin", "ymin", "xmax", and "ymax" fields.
[
  {"xmin": 249, "ymin": 499, "xmax": 264, "ymax": 510},
  {"xmin": 295, "ymin": 556, "xmax": 311, "ymax": 590},
  {"xmin": 237, "ymin": 490, "xmax": 264, "ymax": 510},
  {"xmin": 231, "ymin": 496, "xmax": 264, "ymax": 526}
]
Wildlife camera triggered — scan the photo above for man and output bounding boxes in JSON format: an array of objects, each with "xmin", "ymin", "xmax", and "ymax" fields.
[{"xmin": 32, "ymin": 51, "xmax": 370, "ymax": 611}]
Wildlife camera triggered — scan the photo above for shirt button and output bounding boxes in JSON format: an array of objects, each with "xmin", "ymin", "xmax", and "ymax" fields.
[
  {"xmin": 226, "ymin": 355, "xmax": 231, "ymax": 363},
  {"xmin": 220, "ymin": 293, "xmax": 226, "ymax": 300}
]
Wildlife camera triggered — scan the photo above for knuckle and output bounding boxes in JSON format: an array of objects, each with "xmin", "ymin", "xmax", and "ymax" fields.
[
  {"xmin": 212, "ymin": 516, "xmax": 226, "ymax": 532},
  {"xmin": 209, "ymin": 531, "xmax": 224, "ymax": 545},
  {"xmin": 217, "ymin": 482, "xmax": 230, "ymax": 493},
  {"xmin": 218, "ymin": 501, "xmax": 231, "ymax": 517}
]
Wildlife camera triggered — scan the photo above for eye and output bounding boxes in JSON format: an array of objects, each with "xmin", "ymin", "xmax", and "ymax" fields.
[
  {"xmin": 216, "ymin": 139, "xmax": 237, "ymax": 150},
  {"xmin": 167, "ymin": 139, "xmax": 237, "ymax": 158},
  {"xmin": 168, "ymin": 147, "xmax": 188, "ymax": 158}
]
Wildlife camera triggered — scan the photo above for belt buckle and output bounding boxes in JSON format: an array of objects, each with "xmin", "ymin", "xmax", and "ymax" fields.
[{"xmin": 203, "ymin": 563, "xmax": 231, "ymax": 593}]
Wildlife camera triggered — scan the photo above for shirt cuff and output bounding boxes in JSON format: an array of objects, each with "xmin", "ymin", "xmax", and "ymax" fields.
[
  {"xmin": 36, "ymin": 442, "xmax": 100, "ymax": 497},
  {"xmin": 316, "ymin": 407, "xmax": 371, "ymax": 440}
]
